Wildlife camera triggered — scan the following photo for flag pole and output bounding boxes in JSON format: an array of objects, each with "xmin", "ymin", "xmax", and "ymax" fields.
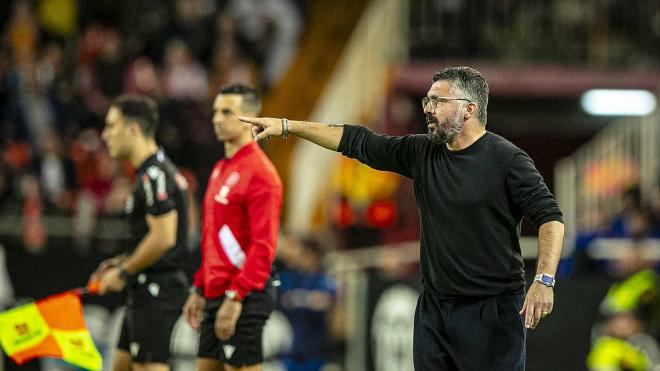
[
  {"xmin": 73, "ymin": 280, "xmax": 101, "ymax": 296},
  {"xmin": 60, "ymin": 280, "xmax": 101, "ymax": 297}
]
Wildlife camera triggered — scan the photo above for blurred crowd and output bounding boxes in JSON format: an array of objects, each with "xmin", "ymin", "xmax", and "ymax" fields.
[
  {"xmin": 569, "ymin": 185, "xmax": 660, "ymax": 370},
  {"xmin": 572, "ymin": 185, "xmax": 660, "ymax": 273},
  {"xmin": 564, "ymin": 186, "xmax": 660, "ymax": 277},
  {"xmin": 0, "ymin": 0, "xmax": 303, "ymax": 250}
]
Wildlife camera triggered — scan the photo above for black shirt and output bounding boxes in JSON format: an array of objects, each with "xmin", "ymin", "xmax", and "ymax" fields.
[
  {"xmin": 338, "ymin": 126, "xmax": 563, "ymax": 298},
  {"xmin": 126, "ymin": 150, "xmax": 189, "ymax": 273}
]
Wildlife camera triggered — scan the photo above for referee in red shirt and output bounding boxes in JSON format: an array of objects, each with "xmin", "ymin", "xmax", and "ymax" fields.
[{"xmin": 183, "ymin": 85, "xmax": 282, "ymax": 371}]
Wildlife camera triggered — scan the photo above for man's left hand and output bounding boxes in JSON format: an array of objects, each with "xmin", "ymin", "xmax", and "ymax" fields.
[
  {"xmin": 215, "ymin": 299, "xmax": 242, "ymax": 341},
  {"xmin": 520, "ymin": 282, "xmax": 553, "ymax": 329},
  {"xmin": 98, "ymin": 267, "xmax": 127, "ymax": 295}
]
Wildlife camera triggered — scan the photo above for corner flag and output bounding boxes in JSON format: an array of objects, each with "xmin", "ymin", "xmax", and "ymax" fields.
[{"xmin": 0, "ymin": 292, "xmax": 102, "ymax": 370}]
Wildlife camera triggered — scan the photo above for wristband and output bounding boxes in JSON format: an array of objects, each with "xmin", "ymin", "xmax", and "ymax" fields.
[
  {"xmin": 118, "ymin": 267, "xmax": 130, "ymax": 282},
  {"xmin": 281, "ymin": 118, "xmax": 289, "ymax": 139},
  {"xmin": 189, "ymin": 286, "xmax": 202, "ymax": 296}
]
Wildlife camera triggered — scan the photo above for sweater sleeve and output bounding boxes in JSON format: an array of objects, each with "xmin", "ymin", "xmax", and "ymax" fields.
[
  {"xmin": 338, "ymin": 125, "xmax": 423, "ymax": 179},
  {"xmin": 506, "ymin": 152, "xmax": 563, "ymax": 228},
  {"xmin": 227, "ymin": 172, "xmax": 283, "ymax": 299}
]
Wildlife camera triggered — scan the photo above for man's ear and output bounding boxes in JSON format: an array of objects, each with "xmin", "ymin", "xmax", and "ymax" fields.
[
  {"xmin": 127, "ymin": 121, "xmax": 142, "ymax": 137},
  {"xmin": 465, "ymin": 102, "xmax": 477, "ymax": 119}
]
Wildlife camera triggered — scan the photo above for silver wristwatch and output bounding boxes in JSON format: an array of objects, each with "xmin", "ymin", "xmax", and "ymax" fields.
[
  {"xmin": 225, "ymin": 290, "xmax": 241, "ymax": 301},
  {"xmin": 534, "ymin": 273, "xmax": 556, "ymax": 288}
]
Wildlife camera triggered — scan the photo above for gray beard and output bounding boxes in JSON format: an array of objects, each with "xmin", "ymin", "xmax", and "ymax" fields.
[{"xmin": 428, "ymin": 112, "xmax": 462, "ymax": 145}]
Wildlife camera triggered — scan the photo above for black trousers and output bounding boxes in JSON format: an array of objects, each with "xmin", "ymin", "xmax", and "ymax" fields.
[{"xmin": 413, "ymin": 289, "xmax": 526, "ymax": 371}]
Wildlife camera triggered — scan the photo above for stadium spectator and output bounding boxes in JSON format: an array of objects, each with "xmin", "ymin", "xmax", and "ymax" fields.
[
  {"xmin": 228, "ymin": 0, "xmax": 302, "ymax": 88},
  {"xmin": 5, "ymin": 54, "xmax": 57, "ymax": 151},
  {"xmin": 162, "ymin": 38, "xmax": 208, "ymax": 101},
  {"xmin": 277, "ymin": 234, "xmax": 338, "ymax": 371},
  {"xmin": 207, "ymin": 12, "xmax": 257, "ymax": 96},
  {"xmin": 161, "ymin": 0, "xmax": 215, "ymax": 63},
  {"xmin": 588, "ymin": 239, "xmax": 660, "ymax": 370},
  {"xmin": 124, "ymin": 57, "xmax": 162, "ymax": 98},
  {"xmin": 5, "ymin": 0, "xmax": 39, "ymax": 60},
  {"xmin": 77, "ymin": 27, "xmax": 126, "ymax": 115},
  {"xmin": 31, "ymin": 133, "xmax": 76, "ymax": 211},
  {"xmin": 606, "ymin": 187, "xmax": 657, "ymax": 239}
]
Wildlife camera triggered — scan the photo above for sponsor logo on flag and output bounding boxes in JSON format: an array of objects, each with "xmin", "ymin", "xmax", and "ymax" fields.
[{"xmin": 14, "ymin": 323, "xmax": 28, "ymax": 335}]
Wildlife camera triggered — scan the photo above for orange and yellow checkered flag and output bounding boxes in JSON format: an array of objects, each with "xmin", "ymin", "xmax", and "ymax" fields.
[{"xmin": 0, "ymin": 291, "xmax": 102, "ymax": 370}]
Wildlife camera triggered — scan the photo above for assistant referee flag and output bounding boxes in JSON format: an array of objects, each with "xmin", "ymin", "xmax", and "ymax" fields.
[{"xmin": 0, "ymin": 292, "xmax": 102, "ymax": 370}]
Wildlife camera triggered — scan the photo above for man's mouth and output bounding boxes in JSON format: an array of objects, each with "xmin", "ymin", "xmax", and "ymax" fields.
[{"xmin": 426, "ymin": 114, "xmax": 439, "ymax": 131}]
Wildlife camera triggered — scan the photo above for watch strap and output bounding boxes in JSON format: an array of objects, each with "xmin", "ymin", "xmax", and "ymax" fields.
[
  {"xmin": 534, "ymin": 273, "xmax": 556, "ymax": 288},
  {"xmin": 225, "ymin": 290, "xmax": 242, "ymax": 302}
]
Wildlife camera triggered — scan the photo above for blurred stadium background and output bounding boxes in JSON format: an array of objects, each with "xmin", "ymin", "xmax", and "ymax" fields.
[{"xmin": 0, "ymin": 0, "xmax": 659, "ymax": 370}]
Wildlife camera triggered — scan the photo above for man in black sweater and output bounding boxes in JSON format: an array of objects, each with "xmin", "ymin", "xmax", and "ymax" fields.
[{"xmin": 239, "ymin": 66, "xmax": 564, "ymax": 370}]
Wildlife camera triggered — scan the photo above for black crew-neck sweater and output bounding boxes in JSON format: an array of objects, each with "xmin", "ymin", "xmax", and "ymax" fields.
[{"xmin": 338, "ymin": 125, "xmax": 563, "ymax": 298}]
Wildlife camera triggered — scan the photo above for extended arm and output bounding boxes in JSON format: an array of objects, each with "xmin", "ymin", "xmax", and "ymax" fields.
[
  {"xmin": 239, "ymin": 116, "xmax": 344, "ymax": 151},
  {"xmin": 239, "ymin": 116, "xmax": 420, "ymax": 177}
]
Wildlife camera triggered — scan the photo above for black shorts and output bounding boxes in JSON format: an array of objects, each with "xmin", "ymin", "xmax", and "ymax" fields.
[
  {"xmin": 198, "ymin": 288, "xmax": 276, "ymax": 367},
  {"xmin": 117, "ymin": 271, "xmax": 188, "ymax": 364},
  {"xmin": 413, "ymin": 289, "xmax": 526, "ymax": 371}
]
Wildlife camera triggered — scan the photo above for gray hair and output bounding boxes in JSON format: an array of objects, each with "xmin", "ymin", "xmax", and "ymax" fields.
[{"xmin": 432, "ymin": 66, "xmax": 489, "ymax": 125}]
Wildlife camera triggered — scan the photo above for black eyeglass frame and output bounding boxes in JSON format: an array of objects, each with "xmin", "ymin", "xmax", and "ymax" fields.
[{"xmin": 422, "ymin": 96, "xmax": 472, "ymax": 110}]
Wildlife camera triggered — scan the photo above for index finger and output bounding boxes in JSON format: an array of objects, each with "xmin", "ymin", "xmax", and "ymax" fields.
[
  {"xmin": 238, "ymin": 116, "xmax": 258, "ymax": 124},
  {"xmin": 519, "ymin": 301, "xmax": 527, "ymax": 316}
]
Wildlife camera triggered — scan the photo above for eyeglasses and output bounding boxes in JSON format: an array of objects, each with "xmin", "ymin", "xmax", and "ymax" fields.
[{"xmin": 422, "ymin": 96, "xmax": 471, "ymax": 110}]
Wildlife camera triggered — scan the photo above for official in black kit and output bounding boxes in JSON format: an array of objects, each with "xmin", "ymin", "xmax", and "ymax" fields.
[
  {"xmin": 240, "ymin": 66, "xmax": 565, "ymax": 371},
  {"xmin": 90, "ymin": 95, "xmax": 189, "ymax": 371}
]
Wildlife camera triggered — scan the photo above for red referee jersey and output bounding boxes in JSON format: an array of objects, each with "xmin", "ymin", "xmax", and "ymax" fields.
[{"xmin": 193, "ymin": 142, "xmax": 282, "ymax": 299}]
